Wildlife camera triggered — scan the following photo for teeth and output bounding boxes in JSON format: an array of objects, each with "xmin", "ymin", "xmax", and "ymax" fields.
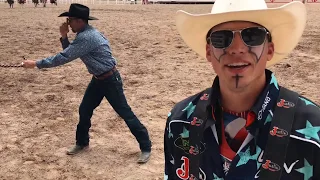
[{"xmin": 227, "ymin": 63, "xmax": 249, "ymax": 67}]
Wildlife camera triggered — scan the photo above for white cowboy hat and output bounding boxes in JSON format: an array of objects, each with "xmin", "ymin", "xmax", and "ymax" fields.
[{"xmin": 175, "ymin": 0, "xmax": 307, "ymax": 67}]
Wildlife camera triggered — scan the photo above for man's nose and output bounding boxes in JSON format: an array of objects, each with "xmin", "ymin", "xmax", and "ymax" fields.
[{"xmin": 226, "ymin": 32, "xmax": 248, "ymax": 55}]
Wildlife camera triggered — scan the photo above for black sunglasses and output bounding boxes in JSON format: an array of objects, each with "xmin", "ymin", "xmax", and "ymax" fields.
[{"xmin": 207, "ymin": 27, "xmax": 270, "ymax": 49}]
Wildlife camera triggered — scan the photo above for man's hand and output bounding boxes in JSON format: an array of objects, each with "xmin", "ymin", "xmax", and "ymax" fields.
[
  {"xmin": 22, "ymin": 60, "xmax": 37, "ymax": 68},
  {"xmin": 60, "ymin": 21, "xmax": 69, "ymax": 38}
]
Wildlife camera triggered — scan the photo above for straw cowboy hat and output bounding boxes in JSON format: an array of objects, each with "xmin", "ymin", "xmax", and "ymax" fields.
[{"xmin": 175, "ymin": 0, "xmax": 307, "ymax": 67}]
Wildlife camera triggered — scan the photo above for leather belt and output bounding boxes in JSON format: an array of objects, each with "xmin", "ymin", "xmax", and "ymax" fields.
[{"xmin": 94, "ymin": 66, "xmax": 117, "ymax": 80}]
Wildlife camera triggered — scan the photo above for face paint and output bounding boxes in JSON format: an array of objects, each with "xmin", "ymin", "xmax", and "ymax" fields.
[
  {"xmin": 248, "ymin": 39, "xmax": 266, "ymax": 64},
  {"xmin": 210, "ymin": 46, "xmax": 227, "ymax": 63},
  {"xmin": 233, "ymin": 74, "xmax": 242, "ymax": 88},
  {"xmin": 217, "ymin": 49, "xmax": 227, "ymax": 62}
]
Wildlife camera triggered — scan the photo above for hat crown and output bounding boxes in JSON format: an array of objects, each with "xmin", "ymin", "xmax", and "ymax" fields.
[
  {"xmin": 69, "ymin": 3, "xmax": 89, "ymax": 17},
  {"xmin": 58, "ymin": 3, "xmax": 98, "ymax": 20},
  {"xmin": 211, "ymin": 0, "xmax": 268, "ymax": 14}
]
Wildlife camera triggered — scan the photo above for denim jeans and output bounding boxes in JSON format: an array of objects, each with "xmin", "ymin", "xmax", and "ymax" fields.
[{"xmin": 76, "ymin": 70, "xmax": 152, "ymax": 152}]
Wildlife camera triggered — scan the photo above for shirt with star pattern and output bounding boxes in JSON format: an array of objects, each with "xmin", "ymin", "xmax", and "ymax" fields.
[{"xmin": 164, "ymin": 69, "xmax": 320, "ymax": 180}]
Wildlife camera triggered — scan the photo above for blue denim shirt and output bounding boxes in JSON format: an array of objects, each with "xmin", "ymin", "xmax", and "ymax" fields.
[{"xmin": 36, "ymin": 25, "xmax": 117, "ymax": 76}]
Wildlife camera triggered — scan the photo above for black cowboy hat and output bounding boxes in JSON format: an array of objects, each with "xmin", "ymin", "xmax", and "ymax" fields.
[{"xmin": 58, "ymin": 3, "xmax": 98, "ymax": 20}]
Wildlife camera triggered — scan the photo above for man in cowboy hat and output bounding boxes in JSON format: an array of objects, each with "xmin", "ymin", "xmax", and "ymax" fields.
[
  {"xmin": 164, "ymin": 0, "xmax": 320, "ymax": 179},
  {"xmin": 22, "ymin": 3, "xmax": 152, "ymax": 163}
]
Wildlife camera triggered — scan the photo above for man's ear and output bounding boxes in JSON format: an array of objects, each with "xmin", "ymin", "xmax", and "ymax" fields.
[
  {"xmin": 267, "ymin": 42, "xmax": 274, "ymax": 62},
  {"xmin": 206, "ymin": 44, "xmax": 213, "ymax": 62}
]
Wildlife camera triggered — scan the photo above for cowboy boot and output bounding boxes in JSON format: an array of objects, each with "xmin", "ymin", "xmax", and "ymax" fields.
[
  {"xmin": 66, "ymin": 145, "xmax": 89, "ymax": 155},
  {"xmin": 137, "ymin": 151, "xmax": 151, "ymax": 164}
]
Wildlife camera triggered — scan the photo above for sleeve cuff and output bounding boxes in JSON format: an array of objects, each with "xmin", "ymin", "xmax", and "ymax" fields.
[
  {"xmin": 60, "ymin": 36, "xmax": 68, "ymax": 42},
  {"xmin": 35, "ymin": 60, "xmax": 42, "ymax": 69}
]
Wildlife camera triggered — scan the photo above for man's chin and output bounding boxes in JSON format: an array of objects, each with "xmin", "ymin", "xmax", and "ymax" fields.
[{"xmin": 227, "ymin": 77, "xmax": 249, "ymax": 91}]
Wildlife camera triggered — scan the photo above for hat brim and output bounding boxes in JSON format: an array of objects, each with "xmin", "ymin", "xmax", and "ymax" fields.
[
  {"xmin": 58, "ymin": 12, "xmax": 98, "ymax": 20},
  {"xmin": 175, "ymin": 1, "xmax": 306, "ymax": 67}
]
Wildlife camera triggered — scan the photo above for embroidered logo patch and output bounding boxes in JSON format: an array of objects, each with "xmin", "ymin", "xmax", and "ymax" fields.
[
  {"xmin": 262, "ymin": 160, "xmax": 281, "ymax": 172},
  {"xmin": 270, "ymin": 126, "xmax": 289, "ymax": 137},
  {"xmin": 277, "ymin": 99, "xmax": 295, "ymax": 108}
]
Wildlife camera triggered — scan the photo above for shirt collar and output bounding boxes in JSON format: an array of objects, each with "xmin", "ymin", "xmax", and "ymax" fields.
[
  {"xmin": 77, "ymin": 24, "xmax": 90, "ymax": 35},
  {"xmin": 207, "ymin": 69, "xmax": 280, "ymax": 129}
]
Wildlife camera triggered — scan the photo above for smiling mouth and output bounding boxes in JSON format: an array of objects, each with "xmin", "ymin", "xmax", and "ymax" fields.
[{"xmin": 225, "ymin": 63, "xmax": 251, "ymax": 69}]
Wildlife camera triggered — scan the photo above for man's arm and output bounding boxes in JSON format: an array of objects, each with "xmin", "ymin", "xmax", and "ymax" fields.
[
  {"xmin": 312, "ymin": 101, "xmax": 320, "ymax": 179},
  {"xmin": 298, "ymin": 97, "xmax": 320, "ymax": 179},
  {"xmin": 22, "ymin": 21, "xmax": 80, "ymax": 69},
  {"xmin": 35, "ymin": 34, "xmax": 97, "ymax": 69},
  {"xmin": 164, "ymin": 116, "xmax": 175, "ymax": 180},
  {"xmin": 60, "ymin": 21, "xmax": 70, "ymax": 49},
  {"xmin": 314, "ymin": 148, "xmax": 320, "ymax": 179},
  {"xmin": 60, "ymin": 37, "xmax": 70, "ymax": 50}
]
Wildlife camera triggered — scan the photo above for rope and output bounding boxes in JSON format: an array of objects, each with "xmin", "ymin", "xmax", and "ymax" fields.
[
  {"xmin": 0, "ymin": 56, "xmax": 25, "ymax": 68},
  {"xmin": 0, "ymin": 63, "xmax": 24, "ymax": 68}
]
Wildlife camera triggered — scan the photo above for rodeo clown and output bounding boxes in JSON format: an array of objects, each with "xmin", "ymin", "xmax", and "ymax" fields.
[{"xmin": 164, "ymin": 0, "xmax": 320, "ymax": 179}]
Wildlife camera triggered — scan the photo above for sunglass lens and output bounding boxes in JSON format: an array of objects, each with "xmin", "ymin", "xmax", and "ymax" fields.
[
  {"xmin": 210, "ymin": 30, "xmax": 234, "ymax": 48},
  {"xmin": 241, "ymin": 27, "xmax": 267, "ymax": 46}
]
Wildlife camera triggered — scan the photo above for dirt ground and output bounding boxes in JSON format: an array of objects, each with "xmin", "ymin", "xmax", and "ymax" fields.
[{"xmin": 0, "ymin": 2, "xmax": 319, "ymax": 180}]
